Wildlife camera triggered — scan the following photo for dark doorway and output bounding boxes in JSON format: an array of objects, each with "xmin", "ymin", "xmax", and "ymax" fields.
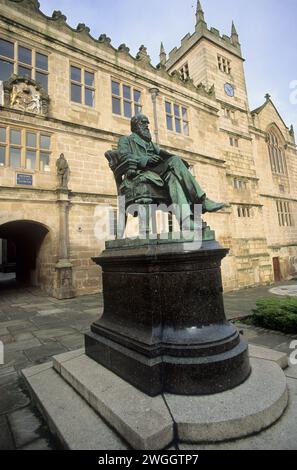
[
  {"xmin": 0, "ymin": 220, "xmax": 49, "ymax": 287},
  {"xmin": 273, "ymin": 257, "xmax": 282, "ymax": 282}
]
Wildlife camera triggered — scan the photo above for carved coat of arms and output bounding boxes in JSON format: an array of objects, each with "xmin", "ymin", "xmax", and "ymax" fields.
[{"xmin": 3, "ymin": 75, "xmax": 50, "ymax": 116}]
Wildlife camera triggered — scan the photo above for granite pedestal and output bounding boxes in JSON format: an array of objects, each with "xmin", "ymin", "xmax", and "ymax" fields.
[{"xmin": 85, "ymin": 236, "xmax": 251, "ymax": 396}]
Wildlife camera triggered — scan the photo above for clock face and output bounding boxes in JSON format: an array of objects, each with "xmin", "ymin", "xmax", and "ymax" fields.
[{"xmin": 224, "ymin": 83, "xmax": 234, "ymax": 97}]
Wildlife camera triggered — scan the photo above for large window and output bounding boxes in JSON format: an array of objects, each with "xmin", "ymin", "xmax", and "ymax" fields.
[
  {"xmin": 0, "ymin": 38, "xmax": 48, "ymax": 90},
  {"xmin": 0, "ymin": 125, "xmax": 51, "ymax": 171},
  {"xmin": 70, "ymin": 66, "xmax": 95, "ymax": 107},
  {"xmin": 111, "ymin": 80, "xmax": 142, "ymax": 118},
  {"xmin": 237, "ymin": 205, "xmax": 251, "ymax": 218},
  {"xmin": 179, "ymin": 63, "xmax": 189, "ymax": 81},
  {"xmin": 267, "ymin": 131, "xmax": 287, "ymax": 175},
  {"xmin": 276, "ymin": 200, "xmax": 293, "ymax": 227},
  {"xmin": 165, "ymin": 101, "xmax": 189, "ymax": 136}
]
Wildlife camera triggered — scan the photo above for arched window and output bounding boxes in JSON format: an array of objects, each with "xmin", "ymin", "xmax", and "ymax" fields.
[{"xmin": 267, "ymin": 130, "xmax": 287, "ymax": 175}]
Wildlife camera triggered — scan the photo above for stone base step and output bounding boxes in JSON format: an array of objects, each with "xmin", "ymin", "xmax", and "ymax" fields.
[{"xmin": 22, "ymin": 361, "xmax": 129, "ymax": 450}]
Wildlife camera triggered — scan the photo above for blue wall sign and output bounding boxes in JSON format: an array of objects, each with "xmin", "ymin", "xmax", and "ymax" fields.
[{"xmin": 16, "ymin": 173, "xmax": 33, "ymax": 186}]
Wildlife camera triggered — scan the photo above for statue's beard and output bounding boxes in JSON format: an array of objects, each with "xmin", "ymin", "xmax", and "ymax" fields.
[{"xmin": 137, "ymin": 127, "xmax": 152, "ymax": 142}]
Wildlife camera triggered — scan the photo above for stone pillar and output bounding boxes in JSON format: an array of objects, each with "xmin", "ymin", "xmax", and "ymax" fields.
[
  {"xmin": 149, "ymin": 88, "xmax": 160, "ymax": 144},
  {"xmin": 53, "ymin": 189, "xmax": 75, "ymax": 299}
]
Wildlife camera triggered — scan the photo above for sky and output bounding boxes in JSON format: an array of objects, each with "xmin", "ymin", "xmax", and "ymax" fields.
[{"xmin": 37, "ymin": 0, "xmax": 297, "ymax": 131}]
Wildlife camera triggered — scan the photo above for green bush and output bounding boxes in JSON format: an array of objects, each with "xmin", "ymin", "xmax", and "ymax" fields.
[{"xmin": 250, "ymin": 297, "xmax": 297, "ymax": 334}]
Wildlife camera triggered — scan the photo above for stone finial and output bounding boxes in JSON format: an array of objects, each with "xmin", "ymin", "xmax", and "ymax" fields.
[
  {"xmin": 76, "ymin": 23, "xmax": 90, "ymax": 34},
  {"xmin": 98, "ymin": 34, "xmax": 111, "ymax": 45},
  {"xmin": 159, "ymin": 42, "xmax": 167, "ymax": 67},
  {"xmin": 118, "ymin": 44, "xmax": 130, "ymax": 54},
  {"xmin": 265, "ymin": 93, "xmax": 271, "ymax": 101},
  {"xmin": 231, "ymin": 21, "xmax": 240, "ymax": 47},
  {"xmin": 52, "ymin": 10, "xmax": 67, "ymax": 22},
  {"xmin": 289, "ymin": 124, "xmax": 295, "ymax": 141},
  {"xmin": 136, "ymin": 45, "xmax": 151, "ymax": 63},
  {"xmin": 196, "ymin": 0, "xmax": 206, "ymax": 28}
]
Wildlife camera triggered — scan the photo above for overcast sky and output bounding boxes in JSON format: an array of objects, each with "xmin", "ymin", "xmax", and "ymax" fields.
[{"xmin": 38, "ymin": 0, "xmax": 297, "ymax": 131}]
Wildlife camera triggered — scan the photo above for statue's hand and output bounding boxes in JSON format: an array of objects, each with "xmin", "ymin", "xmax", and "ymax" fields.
[{"xmin": 148, "ymin": 155, "xmax": 162, "ymax": 166}]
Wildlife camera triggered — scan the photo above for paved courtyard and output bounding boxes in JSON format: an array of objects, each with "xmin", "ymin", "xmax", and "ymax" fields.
[{"xmin": 0, "ymin": 277, "xmax": 296, "ymax": 450}]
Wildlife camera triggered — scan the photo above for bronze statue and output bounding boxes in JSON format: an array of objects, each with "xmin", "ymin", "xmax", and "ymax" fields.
[
  {"xmin": 117, "ymin": 114, "xmax": 224, "ymax": 230},
  {"xmin": 56, "ymin": 153, "xmax": 69, "ymax": 189}
]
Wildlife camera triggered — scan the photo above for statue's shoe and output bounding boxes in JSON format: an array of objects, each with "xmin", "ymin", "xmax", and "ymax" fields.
[{"xmin": 202, "ymin": 198, "xmax": 225, "ymax": 214}]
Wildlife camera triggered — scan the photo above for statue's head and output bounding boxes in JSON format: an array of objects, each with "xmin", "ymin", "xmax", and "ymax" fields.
[
  {"xmin": 60, "ymin": 153, "xmax": 65, "ymax": 159},
  {"xmin": 131, "ymin": 114, "xmax": 152, "ymax": 142}
]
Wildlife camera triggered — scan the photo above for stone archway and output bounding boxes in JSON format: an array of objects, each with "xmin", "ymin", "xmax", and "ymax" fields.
[{"xmin": 0, "ymin": 220, "xmax": 50, "ymax": 287}]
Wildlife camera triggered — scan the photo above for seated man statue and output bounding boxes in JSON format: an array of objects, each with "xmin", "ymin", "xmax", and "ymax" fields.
[{"xmin": 118, "ymin": 114, "xmax": 225, "ymax": 230}]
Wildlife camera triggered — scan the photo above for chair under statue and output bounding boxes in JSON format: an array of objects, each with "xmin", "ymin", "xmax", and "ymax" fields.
[{"xmin": 105, "ymin": 150, "xmax": 173, "ymax": 239}]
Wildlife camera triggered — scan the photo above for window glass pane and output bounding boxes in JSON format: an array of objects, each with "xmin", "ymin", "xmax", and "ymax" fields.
[
  {"xmin": 123, "ymin": 85, "xmax": 131, "ymax": 100},
  {"xmin": 112, "ymin": 97, "xmax": 121, "ymax": 115},
  {"xmin": 10, "ymin": 129, "xmax": 21, "ymax": 145},
  {"xmin": 175, "ymin": 118, "xmax": 181, "ymax": 133},
  {"xmin": 18, "ymin": 65, "xmax": 32, "ymax": 78},
  {"xmin": 183, "ymin": 122, "xmax": 189, "ymax": 136},
  {"xmin": 10, "ymin": 147, "xmax": 21, "ymax": 167},
  {"xmin": 0, "ymin": 59, "xmax": 13, "ymax": 81},
  {"xmin": 182, "ymin": 107, "xmax": 188, "ymax": 120},
  {"xmin": 0, "ymin": 128, "xmax": 6, "ymax": 143},
  {"xmin": 124, "ymin": 100, "xmax": 132, "ymax": 118},
  {"xmin": 165, "ymin": 101, "xmax": 171, "ymax": 114},
  {"xmin": 85, "ymin": 88, "xmax": 94, "ymax": 107},
  {"xmin": 26, "ymin": 150, "xmax": 36, "ymax": 170},
  {"xmin": 174, "ymin": 104, "xmax": 180, "ymax": 117},
  {"xmin": 18, "ymin": 46, "xmax": 32, "ymax": 65},
  {"xmin": 40, "ymin": 152, "xmax": 50, "ymax": 171},
  {"xmin": 85, "ymin": 71, "xmax": 94, "ymax": 87},
  {"xmin": 112, "ymin": 81, "xmax": 120, "ymax": 96},
  {"xmin": 36, "ymin": 71, "xmax": 48, "ymax": 91},
  {"xmin": 134, "ymin": 90, "xmax": 141, "ymax": 103},
  {"xmin": 40, "ymin": 135, "xmax": 51, "ymax": 150},
  {"xmin": 0, "ymin": 39, "xmax": 14, "ymax": 59},
  {"xmin": 71, "ymin": 66, "xmax": 81, "ymax": 83},
  {"xmin": 71, "ymin": 83, "xmax": 82, "ymax": 103},
  {"xmin": 26, "ymin": 132, "xmax": 36, "ymax": 148},
  {"xmin": 36, "ymin": 52, "xmax": 48, "ymax": 71},
  {"xmin": 134, "ymin": 104, "xmax": 142, "ymax": 116},
  {"xmin": 166, "ymin": 115, "xmax": 173, "ymax": 131},
  {"xmin": 0, "ymin": 146, "xmax": 5, "ymax": 166}
]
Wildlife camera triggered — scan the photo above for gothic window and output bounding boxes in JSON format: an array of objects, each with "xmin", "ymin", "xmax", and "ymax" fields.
[
  {"xmin": 71, "ymin": 66, "xmax": 95, "ymax": 107},
  {"xmin": 233, "ymin": 178, "xmax": 247, "ymax": 190},
  {"xmin": 111, "ymin": 80, "xmax": 142, "ymax": 118},
  {"xmin": 218, "ymin": 54, "xmax": 231, "ymax": 74},
  {"xmin": 276, "ymin": 200, "xmax": 293, "ymax": 227},
  {"xmin": 165, "ymin": 101, "xmax": 189, "ymax": 136},
  {"xmin": 179, "ymin": 63, "xmax": 190, "ymax": 81},
  {"xmin": 0, "ymin": 125, "xmax": 51, "ymax": 171},
  {"xmin": 267, "ymin": 130, "xmax": 287, "ymax": 175},
  {"xmin": 0, "ymin": 38, "xmax": 48, "ymax": 90}
]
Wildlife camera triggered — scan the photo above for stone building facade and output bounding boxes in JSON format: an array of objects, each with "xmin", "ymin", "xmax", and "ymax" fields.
[{"xmin": 0, "ymin": 0, "xmax": 296, "ymax": 297}]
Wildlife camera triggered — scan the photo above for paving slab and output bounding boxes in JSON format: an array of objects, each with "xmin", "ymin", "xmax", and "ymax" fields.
[
  {"xmin": 57, "ymin": 334, "xmax": 84, "ymax": 350},
  {"xmin": 285, "ymin": 366, "xmax": 297, "ymax": 380},
  {"xmin": 21, "ymin": 438, "xmax": 54, "ymax": 450},
  {"xmin": 22, "ymin": 365, "xmax": 129, "ymax": 450},
  {"xmin": 8, "ymin": 407, "xmax": 43, "ymax": 448},
  {"xmin": 0, "ymin": 377, "xmax": 30, "ymax": 414},
  {"xmin": 5, "ymin": 338, "xmax": 41, "ymax": 353},
  {"xmin": 34, "ymin": 328, "xmax": 76, "ymax": 340},
  {"xmin": 53, "ymin": 352, "xmax": 174, "ymax": 450},
  {"xmin": 0, "ymin": 415, "xmax": 14, "ymax": 450},
  {"xmin": 249, "ymin": 333, "xmax": 292, "ymax": 349},
  {"xmin": 24, "ymin": 343, "xmax": 67, "ymax": 363}
]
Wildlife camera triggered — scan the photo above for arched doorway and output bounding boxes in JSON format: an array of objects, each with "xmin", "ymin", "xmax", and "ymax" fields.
[{"xmin": 0, "ymin": 220, "xmax": 49, "ymax": 287}]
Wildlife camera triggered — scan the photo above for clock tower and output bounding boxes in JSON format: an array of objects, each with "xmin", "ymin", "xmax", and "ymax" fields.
[{"xmin": 164, "ymin": 0, "xmax": 250, "ymax": 112}]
